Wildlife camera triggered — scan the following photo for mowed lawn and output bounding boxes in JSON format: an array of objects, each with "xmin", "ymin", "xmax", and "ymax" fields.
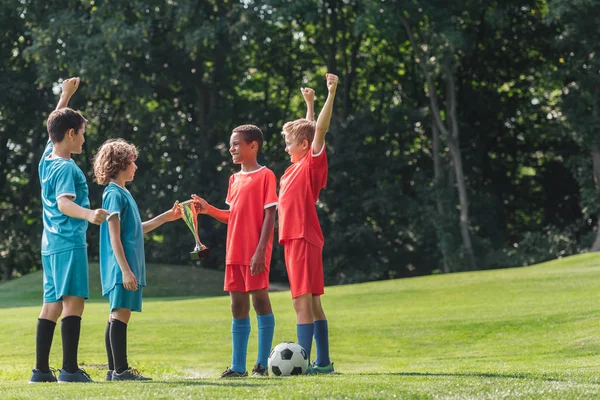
[{"xmin": 2, "ymin": 254, "xmax": 600, "ymax": 398}]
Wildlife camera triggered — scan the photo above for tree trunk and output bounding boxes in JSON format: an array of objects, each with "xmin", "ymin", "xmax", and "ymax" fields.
[
  {"xmin": 446, "ymin": 69, "xmax": 477, "ymax": 270},
  {"xmin": 399, "ymin": 16, "xmax": 478, "ymax": 270},
  {"xmin": 590, "ymin": 144, "xmax": 600, "ymax": 251},
  {"xmin": 2, "ymin": 264, "xmax": 12, "ymax": 282},
  {"xmin": 432, "ymin": 123, "xmax": 451, "ymax": 273}
]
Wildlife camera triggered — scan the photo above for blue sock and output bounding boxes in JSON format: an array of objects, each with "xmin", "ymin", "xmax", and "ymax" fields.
[
  {"xmin": 257, "ymin": 314, "xmax": 275, "ymax": 367},
  {"xmin": 231, "ymin": 317, "xmax": 251, "ymax": 374},
  {"xmin": 314, "ymin": 320, "xmax": 331, "ymax": 367},
  {"xmin": 297, "ymin": 323, "xmax": 314, "ymax": 363}
]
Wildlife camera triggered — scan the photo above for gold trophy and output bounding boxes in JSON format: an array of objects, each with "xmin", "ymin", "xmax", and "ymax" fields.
[{"xmin": 178, "ymin": 199, "xmax": 211, "ymax": 259}]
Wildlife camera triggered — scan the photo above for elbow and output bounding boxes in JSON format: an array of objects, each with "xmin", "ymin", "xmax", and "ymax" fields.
[{"xmin": 57, "ymin": 199, "xmax": 67, "ymax": 214}]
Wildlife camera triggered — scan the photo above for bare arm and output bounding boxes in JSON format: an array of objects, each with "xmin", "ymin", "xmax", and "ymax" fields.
[
  {"xmin": 250, "ymin": 206, "xmax": 276, "ymax": 275},
  {"xmin": 312, "ymin": 73, "xmax": 339, "ymax": 154},
  {"xmin": 55, "ymin": 77, "xmax": 80, "ymax": 110},
  {"xmin": 142, "ymin": 201, "xmax": 181, "ymax": 234},
  {"xmin": 107, "ymin": 216, "xmax": 138, "ymax": 291},
  {"xmin": 301, "ymin": 87, "xmax": 315, "ymax": 122},
  {"xmin": 57, "ymin": 197, "xmax": 109, "ymax": 225},
  {"xmin": 206, "ymin": 204, "xmax": 230, "ymax": 224},
  {"xmin": 192, "ymin": 194, "xmax": 230, "ymax": 224}
]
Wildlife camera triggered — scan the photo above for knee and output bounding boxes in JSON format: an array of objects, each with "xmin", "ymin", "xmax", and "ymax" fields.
[
  {"xmin": 312, "ymin": 305, "xmax": 326, "ymax": 320},
  {"xmin": 252, "ymin": 296, "xmax": 272, "ymax": 315},
  {"xmin": 39, "ymin": 303, "xmax": 62, "ymax": 321},
  {"xmin": 62, "ymin": 297, "xmax": 85, "ymax": 317},
  {"xmin": 230, "ymin": 301, "xmax": 250, "ymax": 319}
]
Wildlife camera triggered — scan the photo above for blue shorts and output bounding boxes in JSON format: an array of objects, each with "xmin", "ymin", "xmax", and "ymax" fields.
[
  {"xmin": 108, "ymin": 284, "xmax": 143, "ymax": 312},
  {"xmin": 42, "ymin": 248, "xmax": 89, "ymax": 303}
]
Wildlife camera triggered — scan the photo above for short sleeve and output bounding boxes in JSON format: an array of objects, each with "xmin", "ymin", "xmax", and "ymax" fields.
[
  {"xmin": 309, "ymin": 143, "xmax": 328, "ymax": 194},
  {"xmin": 103, "ymin": 190, "xmax": 124, "ymax": 221},
  {"xmin": 54, "ymin": 162, "xmax": 78, "ymax": 200},
  {"xmin": 225, "ymin": 175, "xmax": 235, "ymax": 207},
  {"xmin": 264, "ymin": 170, "xmax": 278, "ymax": 209}
]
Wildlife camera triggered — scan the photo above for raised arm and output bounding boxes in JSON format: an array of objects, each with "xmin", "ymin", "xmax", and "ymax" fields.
[
  {"xmin": 312, "ymin": 73, "xmax": 339, "ymax": 154},
  {"xmin": 301, "ymin": 87, "xmax": 315, "ymax": 122},
  {"xmin": 56, "ymin": 77, "xmax": 80, "ymax": 110}
]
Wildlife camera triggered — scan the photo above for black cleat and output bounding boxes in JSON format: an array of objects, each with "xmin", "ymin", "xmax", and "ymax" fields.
[
  {"xmin": 112, "ymin": 368, "xmax": 152, "ymax": 381},
  {"xmin": 219, "ymin": 367, "xmax": 248, "ymax": 378},
  {"xmin": 251, "ymin": 363, "xmax": 268, "ymax": 377}
]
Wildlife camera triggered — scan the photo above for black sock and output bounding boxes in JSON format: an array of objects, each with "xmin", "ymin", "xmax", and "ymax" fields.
[
  {"xmin": 35, "ymin": 318, "xmax": 56, "ymax": 372},
  {"xmin": 105, "ymin": 320, "xmax": 114, "ymax": 371},
  {"xmin": 61, "ymin": 316, "xmax": 82, "ymax": 373},
  {"xmin": 110, "ymin": 319, "xmax": 129, "ymax": 374}
]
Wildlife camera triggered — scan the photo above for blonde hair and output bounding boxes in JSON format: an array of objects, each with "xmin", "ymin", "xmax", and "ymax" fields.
[
  {"xmin": 93, "ymin": 139, "xmax": 138, "ymax": 185},
  {"xmin": 282, "ymin": 119, "xmax": 316, "ymax": 144}
]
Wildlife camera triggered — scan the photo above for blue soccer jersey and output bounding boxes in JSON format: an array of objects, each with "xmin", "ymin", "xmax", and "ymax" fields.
[
  {"xmin": 99, "ymin": 183, "xmax": 146, "ymax": 296},
  {"xmin": 38, "ymin": 140, "xmax": 90, "ymax": 255}
]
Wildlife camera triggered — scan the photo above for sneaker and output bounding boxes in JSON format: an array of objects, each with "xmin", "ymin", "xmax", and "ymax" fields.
[
  {"xmin": 106, "ymin": 370, "xmax": 113, "ymax": 381},
  {"xmin": 309, "ymin": 362, "xmax": 335, "ymax": 374},
  {"xmin": 219, "ymin": 367, "xmax": 248, "ymax": 378},
  {"xmin": 58, "ymin": 368, "xmax": 94, "ymax": 383},
  {"xmin": 29, "ymin": 368, "xmax": 58, "ymax": 383},
  {"xmin": 251, "ymin": 364, "xmax": 268, "ymax": 377},
  {"xmin": 112, "ymin": 368, "xmax": 152, "ymax": 381}
]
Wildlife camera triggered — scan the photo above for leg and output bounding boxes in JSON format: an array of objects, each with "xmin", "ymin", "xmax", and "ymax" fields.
[
  {"xmin": 293, "ymin": 293, "xmax": 314, "ymax": 324},
  {"xmin": 33, "ymin": 254, "xmax": 63, "ymax": 378},
  {"xmin": 60, "ymin": 295, "xmax": 85, "ymax": 374},
  {"xmin": 109, "ymin": 286, "xmax": 150, "ymax": 381},
  {"xmin": 311, "ymin": 295, "xmax": 326, "ymax": 321},
  {"xmin": 311, "ymin": 296, "xmax": 331, "ymax": 368},
  {"xmin": 229, "ymin": 291, "xmax": 251, "ymax": 374},
  {"xmin": 293, "ymin": 293, "xmax": 315, "ymax": 362},
  {"xmin": 105, "ymin": 315, "xmax": 114, "ymax": 379},
  {"xmin": 39, "ymin": 302, "xmax": 63, "ymax": 322},
  {"xmin": 110, "ymin": 308, "xmax": 132, "ymax": 374},
  {"xmin": 285, "ymin": 240, "xmax": 317, "ymax": 363},
  {"xmin": 34, "ymin": 302, "xmax": 62, "ymax": 375},
  {"xmin": 230, "ymin": 291, "xmax": 251, "ymax": 319},
  {"xmin": 251, "ymin": 290, "xmax": 274, "ymax": 371}
]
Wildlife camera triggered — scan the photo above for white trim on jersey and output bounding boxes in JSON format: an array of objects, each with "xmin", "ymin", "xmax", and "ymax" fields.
[
  {"xmin": 56, "ymin": 192, "xmax": 76, "ymax": 200},
  {"xmin": 312, "ymin": 143, "xmax": 325, "ymax": 157}
]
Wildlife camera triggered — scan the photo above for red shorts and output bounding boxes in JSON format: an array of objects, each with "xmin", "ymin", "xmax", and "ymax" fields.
[
  {"xmin": 283, "ymin": 239, "xmax": 324, "ymax": 298},
  {"xmin": 224, "ymin": 264, "xmax": 270, "ymax": 293}
]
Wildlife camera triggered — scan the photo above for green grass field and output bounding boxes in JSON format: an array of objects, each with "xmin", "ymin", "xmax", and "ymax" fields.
[{"xmin": 2, "ymin": 254, "xmax": 600, "ymax": 398}]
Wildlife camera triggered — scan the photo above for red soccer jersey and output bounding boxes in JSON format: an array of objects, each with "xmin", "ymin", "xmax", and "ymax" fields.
[
  {"xmin": 225, "ymin": 166, "xmax": 278, "ymax": 266},
  {"xmin": 278, "ymin": 144, "xmax": 328, "ymax": 247}
]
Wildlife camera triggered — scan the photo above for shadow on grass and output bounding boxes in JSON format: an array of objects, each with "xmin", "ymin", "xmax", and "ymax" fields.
[
  {"xmin": 97, "ymin": 380, "xmax": 266, "ymax": 388},
  {"xmin": 355, "ymin": 371, "xmax": 570, "ymax": 383}
]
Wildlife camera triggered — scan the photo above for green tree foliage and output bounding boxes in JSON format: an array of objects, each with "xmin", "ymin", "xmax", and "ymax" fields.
[{"xmin": 0, "ymin": 0, "xmax": 596, "ymax": 283}]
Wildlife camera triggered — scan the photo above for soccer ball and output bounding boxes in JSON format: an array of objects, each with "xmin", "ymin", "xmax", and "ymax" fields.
[{"xmin": 268, "ymin": 342, "xmax": 309, "ymax": 376}]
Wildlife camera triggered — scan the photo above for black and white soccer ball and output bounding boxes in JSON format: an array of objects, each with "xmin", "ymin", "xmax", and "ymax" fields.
[{"xmin": 268, "ymin": 342, "xmax": 309, "ymax": 376}]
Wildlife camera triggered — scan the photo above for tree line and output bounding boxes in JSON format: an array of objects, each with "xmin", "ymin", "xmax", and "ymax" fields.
[{"xmin": 1, "ymin": 0, "xmax": 599, "ymax": 284}]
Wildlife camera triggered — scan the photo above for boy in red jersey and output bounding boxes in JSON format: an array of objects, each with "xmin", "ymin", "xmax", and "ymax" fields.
[
  {"xmin": 192, "ymin": 125, "xmax": 277, "ymax": 377},
  {"xmin": 278, "ymin": 73, "xmax": 339, "ymax": 374}
]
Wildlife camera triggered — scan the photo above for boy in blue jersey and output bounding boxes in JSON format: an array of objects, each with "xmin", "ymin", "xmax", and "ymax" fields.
[
  {"xmin": 93, "ymin": 138, "xmax": 181, "ymax": 381},
  {"xmin": 30, "ymin": 77, "xmax": 110, "ymax": 384}
]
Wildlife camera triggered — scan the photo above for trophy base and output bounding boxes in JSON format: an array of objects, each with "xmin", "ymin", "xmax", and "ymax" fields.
[{"xmin": 190, "ymin": 248, "xmax": 211, "ymax": 260}]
